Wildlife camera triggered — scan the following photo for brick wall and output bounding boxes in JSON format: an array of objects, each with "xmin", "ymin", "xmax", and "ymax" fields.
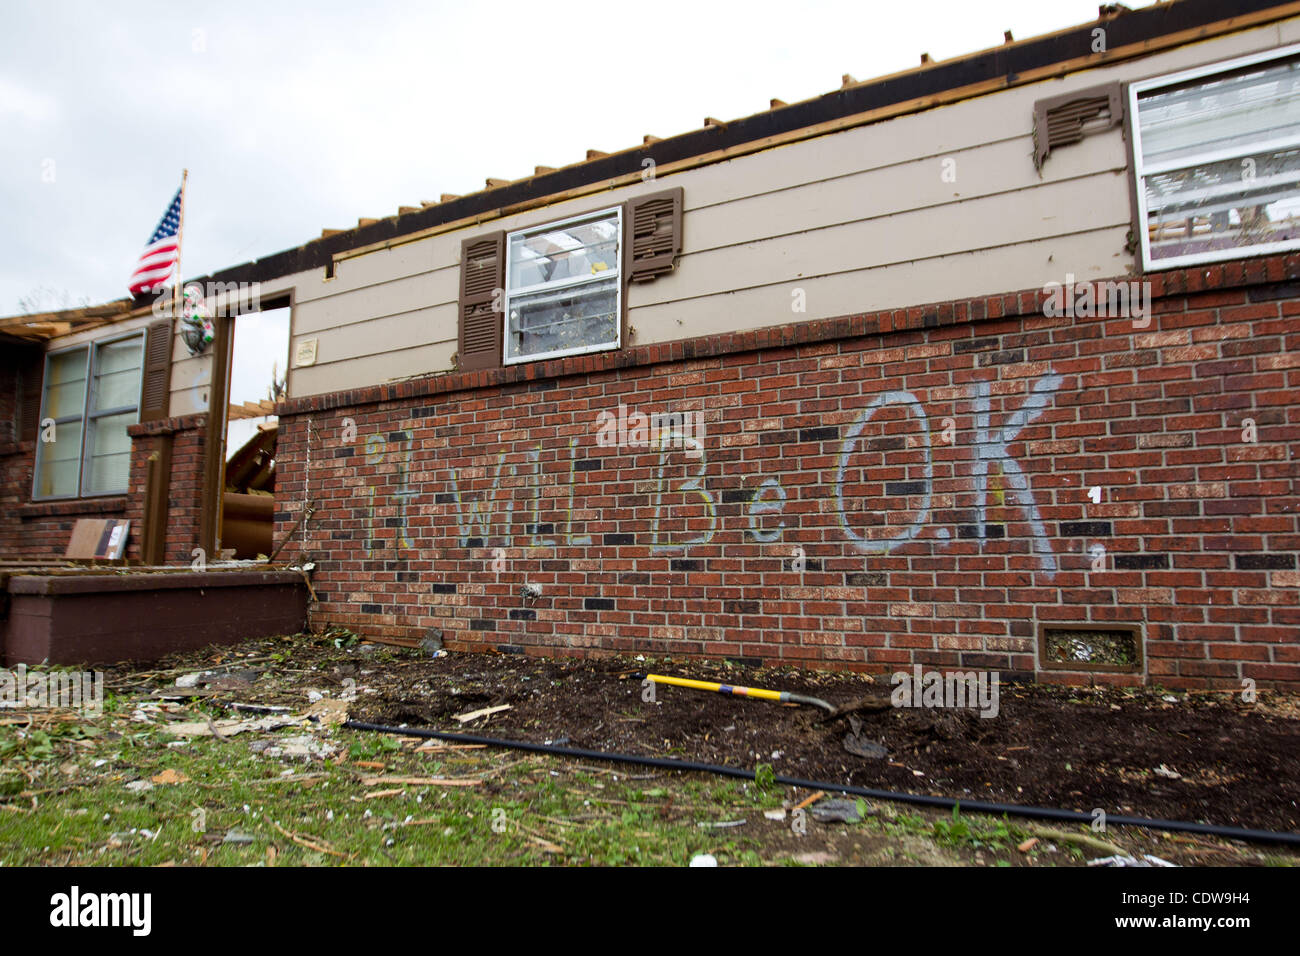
[
  {"xmin": 274, "ymin": 255, "xmax": 1300, "ymax": 689},
  {"xmin": 0, "ymin": 386, "xmax": 208, "ymax": 564},
  {"xmin": 125, "ymin": 414, "xmax": 209, "ymax": 564},
  {"xmin": 0, "ymin": 354, "xmax": 131, "ymax": 560}
]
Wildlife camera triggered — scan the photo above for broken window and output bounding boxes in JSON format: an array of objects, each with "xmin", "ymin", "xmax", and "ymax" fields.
[
  {"xmin": 1130, "ymin": 44, "xmax": 1300, "ymax": 270},
  {"xmin": 504, "ymin": 207, "xmax": 621, "ymax": 364}
]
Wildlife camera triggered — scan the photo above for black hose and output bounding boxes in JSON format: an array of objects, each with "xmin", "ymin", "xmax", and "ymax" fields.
[{"xmin": 343, "ymin": 720, "xmax": 1300, "ymax": 847}]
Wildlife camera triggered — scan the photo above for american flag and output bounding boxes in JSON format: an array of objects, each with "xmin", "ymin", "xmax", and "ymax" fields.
[{"xmin": 128, "ymin": 185, "xmax": 183, "ymax": 296}]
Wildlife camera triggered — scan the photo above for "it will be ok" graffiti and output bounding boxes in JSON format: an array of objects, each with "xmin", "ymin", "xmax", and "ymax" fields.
[{"xmin": 361, "ymin": 369, "xmax": 1064, "ymax": 575}]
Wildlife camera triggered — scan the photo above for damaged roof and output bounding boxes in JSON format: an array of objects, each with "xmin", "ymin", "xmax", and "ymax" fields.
[{"xmin": 3, "ymin": 0, "xmax": 1295, "ymax": 338}]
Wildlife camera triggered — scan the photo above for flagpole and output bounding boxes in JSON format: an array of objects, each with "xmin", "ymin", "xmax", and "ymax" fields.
[{"xmin": 171, "ymin": 169, "xmax": 188, "ymax": 322}]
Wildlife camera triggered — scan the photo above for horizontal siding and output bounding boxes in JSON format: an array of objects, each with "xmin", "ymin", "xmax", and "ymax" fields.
[
  {"xmin": 290, "ymin": 341, "xmax": 456, "ymax": 397},
  {"xmin": 628, "ymin": 226, "xmax": 1130, "ymax": 340},
  {"xmin": 634, "ymin": 172, "xmax": 1131, "ymax": 311},
  {"xmin": 283, "ymin": 19, "xmax": 1290, "ymax": 398}
]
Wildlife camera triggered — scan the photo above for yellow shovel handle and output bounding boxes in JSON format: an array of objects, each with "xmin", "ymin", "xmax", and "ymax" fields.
[{"xmin": 646, "ymin": 673, "xmax": 786, "ymax": 703}]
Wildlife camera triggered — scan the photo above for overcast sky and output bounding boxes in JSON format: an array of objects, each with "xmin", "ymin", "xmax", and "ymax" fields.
[{"xmin": 0, "ymin": 0, "xmax": 1153, "ymax": 316}]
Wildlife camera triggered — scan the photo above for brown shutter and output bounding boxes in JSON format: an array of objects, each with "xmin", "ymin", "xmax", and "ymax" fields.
[
  {"xmin": 139, "ymin": 319, "xmax": 173, "ymax": 422},
  {"xmin": 18, "ymin": 349, "xmax": 44, "ymax": 444},
  {"xmin": 457, "ymin": 232, "xmax": 505, "ymax": 371},
  {"xmin": 625, "ymin": 187, "xmax": 683, "ymax": 283},
  {"xmin": 1033, "ymin": 83, "xmax": 1123, "ymax": 170}
]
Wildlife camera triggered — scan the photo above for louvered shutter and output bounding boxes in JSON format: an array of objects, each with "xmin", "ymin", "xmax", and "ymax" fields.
[
  {"xmin": 18, "ymin": 349, "xmax": 43, "ymax": 444},
  {"xmin": 139, "ymin": 319, "xmax": 174, "ymax": 422},
  {"xmin": 625, "ymin": 187, "xmax": 683, "ymax": 282},
  {"xmin": 1033, "ymin": 83, "xmax": 1123, "ymax": 169},
  {"xmin": 458, "ymin": 232, "xmax": 505, "ymax": 371}
]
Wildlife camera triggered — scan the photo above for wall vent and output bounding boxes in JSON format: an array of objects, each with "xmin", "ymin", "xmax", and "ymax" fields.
[
  {"xmin": 1039, "ymin": 623, "xmax": 1143, "ymax": 673},
  {"xmin": 1033, "ymin": 82, "xmax": 1123, "ymax": 170}
]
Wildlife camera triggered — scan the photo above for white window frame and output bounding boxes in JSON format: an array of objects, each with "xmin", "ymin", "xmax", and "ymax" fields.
[
  {"xmin": 32, "ymin": 330, "xmax": 144, "ymax": 500},
  {"xmin": 503, "ymin": 205, "xmax": 622, "ymax": 366},
  {"xmin": 1129, "ymin": 42, "xmax": 1300, "ymax": 271}
]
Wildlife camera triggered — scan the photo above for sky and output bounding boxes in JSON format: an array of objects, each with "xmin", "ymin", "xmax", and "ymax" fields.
[{"xmin": 0, "ymin": 0, "xmax": 1156, "ymax": 317}]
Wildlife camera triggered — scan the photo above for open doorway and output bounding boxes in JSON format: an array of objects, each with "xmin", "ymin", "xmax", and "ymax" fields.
[{"xmin": 219, "ymin": 306, "xmax": 290, "ymax": 559}]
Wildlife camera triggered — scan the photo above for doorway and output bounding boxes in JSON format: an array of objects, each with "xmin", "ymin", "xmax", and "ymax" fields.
[{"xmin": 208, "ymin": 303, "xmax": 290, "ymax": 559}]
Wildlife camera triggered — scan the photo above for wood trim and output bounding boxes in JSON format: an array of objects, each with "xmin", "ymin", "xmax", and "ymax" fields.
[
  {"xmin": 198, "ymin": 313, "xmax": 232, "ymax": 556},
  {"xmin": 142, "ymin": 437, "xmax": 173, "ymax": 565}
]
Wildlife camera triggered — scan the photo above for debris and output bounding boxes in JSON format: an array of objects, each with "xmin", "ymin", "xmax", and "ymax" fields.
[
  {"xmin": 1153, "ymin": 764, "xmax": 1181, "ymax": 779},
  {"xmin": 1017, "ymin": 837, "xmax": 1039, "ymax": 853},
  {"xmin": 150, "ymin": 688, "xmax": 217, "ymax": 700},
  {"xmin": 697, "ymin": 819, "xmax": 747, "ymax": 829},
  {"xmin": 251, "ymin": 735, "xmax": 337, "ymax": 760},
  {"xmin": 359, "ymin": 775, "xmax": 482, "ymax": 787},
  {"xmin": 168, "ymin": 715, "xmax": 305, "ymax": 737},
  {"xmin": 222, "ymin": 830, "xmax": 256, "ymax": 845},
  {"xmin": 227, "ymin": 703, "xmax": 293, "ymax": 715},
  {"xmin": 793, "ymin": 791, "xmax": 825, "ymax": 811},
  {"xmin": 420, "ymin": 629, "xmax": 445, "ymax": 657},
  {"xmin": 175, "ymin": 673, "xmax": 203, "ymax": 688},
  {"xmin": 811, "ymin": 799, "xmax": 864, "ymax": 824},
  {"xmin": 124, "ymin": 780, "xmax": 154, "ymax": 793},
  {"xmin": 150, "ymin": 769, "xmax": 189, "ymax": 785},
  {"xmin": 1088, "ymin": 854, "xmax": 1178, "ymax": 867},
  {"xmin": 306, "ymin": 698, "xmax": 349, "ymax": 726},
  {"xmin": 843, "ymin": 721, "xmax": 888, "ymax": 760},
  {"xmin": 1028, "ymin": 825, "xmax": 1126, "ymax": 857},
  {"xmin": 763, "ymin": 809, "xmax": 787, "ymax": 821},
  {"xmin": 689, "ymin": 854, "xmax": 718, "ymax": 867},
  {"xmin": 452, "ymin": 704, "xmax": 511, "ymax": 723},
  {"xmin": 790, "ymin": 851, "xmax": 838, "ymax": 865},
  {"xmin": 269, "ymin": 820, "xmax": 350, "ymax": 858}
]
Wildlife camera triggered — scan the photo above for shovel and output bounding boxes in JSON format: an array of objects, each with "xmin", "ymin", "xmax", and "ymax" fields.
[{"xmin": 642, "ymin": 673, "xmax": 891, "ymax": 721}]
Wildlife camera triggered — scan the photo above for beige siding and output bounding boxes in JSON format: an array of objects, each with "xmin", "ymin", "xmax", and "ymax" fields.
[{"xmin": 279, "ymin": 18, "xmax": 1292, "ymax": 398}]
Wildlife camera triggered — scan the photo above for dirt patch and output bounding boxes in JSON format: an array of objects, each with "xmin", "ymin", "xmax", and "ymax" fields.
[{"xmin": 348, "ymin": 652, "xmax": 1300, "ymax": 835}]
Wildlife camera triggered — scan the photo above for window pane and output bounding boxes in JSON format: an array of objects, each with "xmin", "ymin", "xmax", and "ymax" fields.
[
  {"xmin": 35, "ymin": 420, "xmax": 82, "ymax": 498},
  {"xmin": 1138, "ymin": 55, "xmax": 1300, "ymax": 166},
  {"xmin": 43, "ymin": 349, "xmax": 88, "ymax": 419},
  {"xmin": 1144, "ymin": 146, "xmax": 1300, "ymax": 262},
  {"xmin": 507, "ymin": 278, "xmax": 618, "ymax": 360},
  {"xmin": 92, "ymin": 337, "xmax": 143, "ymax": 411},
  {"xmin": 509, "ymin": 213, "xmax": 619, "ymax": 290},
  {"xmin": 84, "ymin": 411, "xmax": 134, "ymax": 494}
]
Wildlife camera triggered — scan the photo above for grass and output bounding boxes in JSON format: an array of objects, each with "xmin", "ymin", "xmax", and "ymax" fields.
[
  {"xmin": 2, "ymin": 638, "xmax": 1290, "ymax": 867},
  {"xmin": 0, "ymin": 712, "xmax": 785, "ymax": 866}
]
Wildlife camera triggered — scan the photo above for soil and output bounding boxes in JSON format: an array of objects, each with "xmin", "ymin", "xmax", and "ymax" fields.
[{"xmin": 344, "ymin": 650, "xmax": 1300, "ymax": 835}]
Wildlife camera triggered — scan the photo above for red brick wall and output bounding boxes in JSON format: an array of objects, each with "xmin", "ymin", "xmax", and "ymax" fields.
[
  {"xmin": 274, "ymin": 256, "xmax": 1300, "ymax": 689},
  {"xmin": 125, "ymin": 414, "xmax": 209, "ymax": 564},
  {"xmin": 0, "ymin": 393, "xmax": 208, "ymax": 564},
  {"xmin": 0, "ymin": 355, "xmax": 131, "ymax": 560}
]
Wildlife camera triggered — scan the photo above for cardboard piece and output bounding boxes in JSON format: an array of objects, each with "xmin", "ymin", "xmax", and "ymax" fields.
[{"xmin": 64, "ymin": 518, "xmax": 130, "ymax": 560}]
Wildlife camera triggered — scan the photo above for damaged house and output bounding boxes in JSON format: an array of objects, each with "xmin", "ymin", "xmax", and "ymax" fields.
[{"xmin": 2, "ymin": 0, "xmax": 1298, "ymax": 688}]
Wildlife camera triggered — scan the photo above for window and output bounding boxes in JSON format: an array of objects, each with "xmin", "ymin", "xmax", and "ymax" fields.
[
  {"xmin": 456, "ymin": 188, "xmax": 682, "ymax": 372},
  {"xmin": 504, "ymin": 207, "xmax": 622, "ymax": 364},
  {"xmin": 33, "ymin": 333, "xmax": 144, "ymax": 499},
  {"xmin": 1130, "ymin": 44, "xmax": 1300, "ymax": 270}
]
